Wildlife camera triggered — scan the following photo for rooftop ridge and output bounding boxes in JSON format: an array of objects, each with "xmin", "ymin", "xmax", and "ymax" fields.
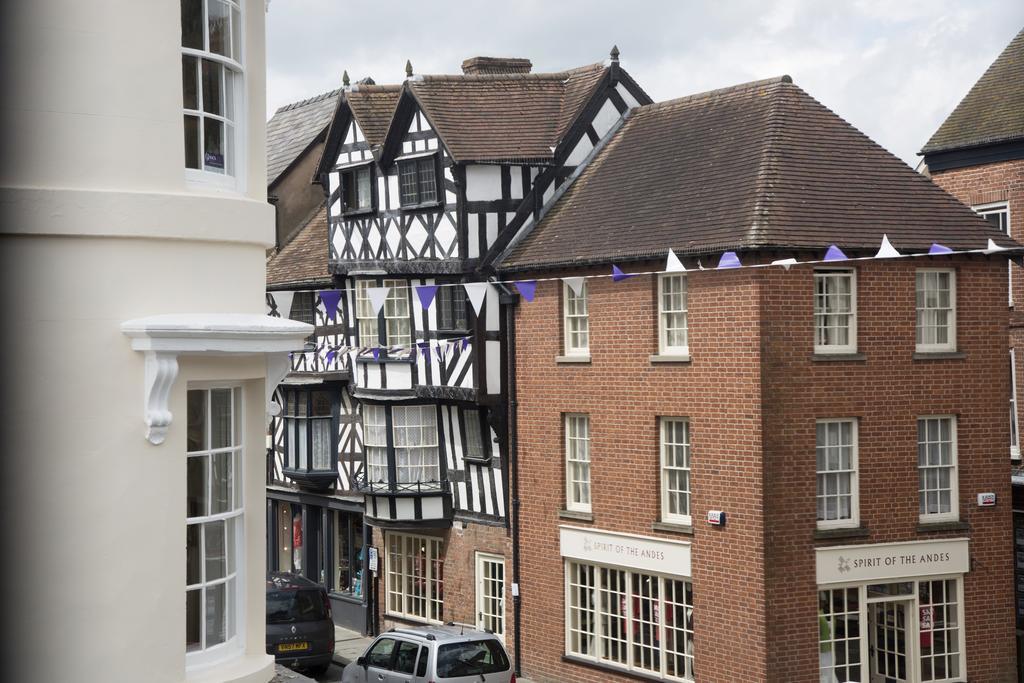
[
  {"xmin": 348, "ymin": 83, "xmax": 403, "ymax": 94},
  {"xmin": 634, "ymin": 75, "xmax": 791, "ymax": 116},
  {"xmin": 274, "ymin": 87, "xmax": 342, "ymax": 114},
  {"xmin": 415, "ymin": 62, "xmax": 605, "ymax": 83}
]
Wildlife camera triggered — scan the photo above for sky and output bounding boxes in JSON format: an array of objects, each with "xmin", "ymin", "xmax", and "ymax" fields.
[{"xmin": 266, "ymin": 0, "xmax": 1023, "ymax": 167}]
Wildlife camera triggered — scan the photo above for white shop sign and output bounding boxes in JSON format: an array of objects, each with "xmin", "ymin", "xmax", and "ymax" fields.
[
  {"xmin": 816, "ymin": 538, "xmax": 969, "ymax": 585},
  {"xmin": 559, "ymin": 526, "xmax": 691, "ymax": 577}
]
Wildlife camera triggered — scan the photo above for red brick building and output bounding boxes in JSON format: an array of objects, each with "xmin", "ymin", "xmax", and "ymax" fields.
[
  {"xmin": 499, "ymin": 76, "xmax": 1019, "ymax": 682},
  {"xmin": 920, "ymin": 28, "xmax": 1024, "ymax": 675}
]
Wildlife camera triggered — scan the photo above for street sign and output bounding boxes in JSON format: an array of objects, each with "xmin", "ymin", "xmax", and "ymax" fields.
[{"xmin": 368, "ymin": 546, "xmax": 378, "ymax": 573}]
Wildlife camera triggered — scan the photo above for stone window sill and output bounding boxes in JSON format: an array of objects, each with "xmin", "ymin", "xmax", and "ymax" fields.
[
  {"xmin": 917, "ymin": 520, "xmax": 969, "ymax": 533},
  {"xmin": 912, "ymin": 351, "xmax": 966, "ymax": 361},
  {"xmin": 814, "ymin": 525, "xmax": 870, "ymax": 541},
  {"xmin": 652, "ymin": 521, "xmax": 693, "ymax": 535},
  {"xmin": 559, "ymin": 509, "xmax": 594, "ymax": 522},
  {"xmin": 556, "ymin": 355, "xmax": 591, "ymax": 364},
  {"xmin": 649, "ymin": 354, "xmax": 691, "ymax": 364},
  {"xmin": 811, "ymin": 352, "xmax": 866, "ymax": 362}
]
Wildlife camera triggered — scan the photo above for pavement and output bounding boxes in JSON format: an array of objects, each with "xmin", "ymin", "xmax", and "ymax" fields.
[{"xmin": 272, "ymin": 663, "xmax": 318, "ymax": 682}]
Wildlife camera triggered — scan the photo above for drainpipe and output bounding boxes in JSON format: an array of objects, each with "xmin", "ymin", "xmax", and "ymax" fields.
[{"xmin": 505, "ymin": 297, "xmax": 522, "ymax": 676}]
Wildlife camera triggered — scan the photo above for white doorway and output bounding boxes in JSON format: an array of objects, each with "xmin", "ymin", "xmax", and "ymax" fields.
[{"xmin": 868, "ymin": 599, "xmax": 911, "ymax": 683}]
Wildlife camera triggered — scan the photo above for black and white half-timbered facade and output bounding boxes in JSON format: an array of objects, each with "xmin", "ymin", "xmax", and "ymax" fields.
[{"xmin": 266, "ymin": 51, "xmax": 650, "ymax": 640}]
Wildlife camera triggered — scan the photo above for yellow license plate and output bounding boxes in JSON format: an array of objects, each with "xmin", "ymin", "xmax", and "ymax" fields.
[{"xmin": 278, "ymin": 642, "xmax": 310, "ymax": 653}]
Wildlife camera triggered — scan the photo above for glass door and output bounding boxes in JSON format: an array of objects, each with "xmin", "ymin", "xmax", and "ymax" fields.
[{"xmin": 868, "ymin": 600, "xmax": 910, "ymax": 683}]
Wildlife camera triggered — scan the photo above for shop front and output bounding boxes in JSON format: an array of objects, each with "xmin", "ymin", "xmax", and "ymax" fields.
[
  {"xmin": 267, "ymin": 493, "xmax": 370, "ymax": 633},
  {"xmin": 816, "ymin": 538, "xmax": 970, "ymax": 683},
  {"xmin": 559, "ymin": 526, "xmax": 695, "ymax": 682}
]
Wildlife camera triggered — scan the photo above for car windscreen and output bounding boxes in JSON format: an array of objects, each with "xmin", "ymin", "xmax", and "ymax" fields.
[
  {"xmin": 266, "ymin": 589, "xmax": 327, "ymax": 624},
  {"xmin": 436, "ymin": 640, "xmax": 510, "ymax": 678}
]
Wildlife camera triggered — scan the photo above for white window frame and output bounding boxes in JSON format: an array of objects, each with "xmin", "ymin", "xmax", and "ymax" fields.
[
  {"xmin": 475, "ymin": 552, "xmax": 505, "ymax": 641},
  {"xmin": 973, "ymin": 201, "xmax": 1011, "ymax": 306},
  {"xmin": 564, "ymin": 560, "xmax": 695, "ymax": 682},
  {"xmin": 815, "ymin": 419, "xmax": 860, "ymax": 530},
  {"xmin": 361, "ymin": 403, "xmax": 388, "ymax": 484},
  {"xmin": 355, "ymin": 280, "xmax": 379, "ymax": 347},
  {"xmin": 383, "ymin": 279, "xmax": 412, "ymax": 347},
  {"xmin": 660, "ymin": 418, "xmax": 692, "ymax": 525},
  {"xmin": 185, "ymin": 384, "xmax": 245, "ymax": 671},
  {"xmin": 813, "ymin": 269, "xmax": 857, "ymax": 354},
  {"xmin": 915, "ymin": 269, "xmax": 957, "ymax": 353},
  {"xmin": 658, "ymin": 274, "xmax": 689, "ymax": 356},
  {"xmin": 817, "ymin": 576, "xmax": 966, "ymax": 683},
  {"xmin": 563, "ymin": 281, "xmax": 590, "ymax": 357},
  {"xmin": 182, "ymin": 0, "xmax": 246, "ymax": 191},
  {"xmin": 463, "ymin": 408, "xmax": 486, "ymax": 461},
  {"xmin": 385, "ymin": 532, "xmax": 444, "ymax": 623},
  {"xmin": 565, "ymin": 414, "xmax": 591, "ymax": 513},
  {"xmin": 918, "ymin": 416, "xmax": 959, "ymax": 523},
  {"xmin": 1012, "ymin": 349, "xmax": 1021, "ymax": 460},
  {"xmin": 392, "ymin": 405, "xmax": 440, "ymax": 485}
]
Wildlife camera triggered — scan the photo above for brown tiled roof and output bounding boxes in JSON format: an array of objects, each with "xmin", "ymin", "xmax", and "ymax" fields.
[
  {"xmin": 346, "ymin": 85, "xmax": 402, "ymax": 147},
  {"xmin": 266, "ymin": 204, "xmax": 331, "ymax": 288},
  {"xmin": 407, "ymin": 63, "xmax": 608, "ymax": 162},
  {"xmin": 922, "ymin": 28, "xmax": 1024, "ymax": 154},
  {"xmin": 267, "ymin": 89, "xmax": 341, "ymax": 185},
  {"xmin": 501, "ymin": 76, "xmax": 1017, "ymax": 271}
]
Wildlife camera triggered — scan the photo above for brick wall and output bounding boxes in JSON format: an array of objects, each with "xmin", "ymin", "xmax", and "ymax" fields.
[{"xmin": 512, "ymin": 257, "xmax": 1015, "ymax": 682}]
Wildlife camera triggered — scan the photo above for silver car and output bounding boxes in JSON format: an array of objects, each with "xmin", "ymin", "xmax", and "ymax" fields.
[{"xmin": 342, "ymin": 624, "xmax": 514, "ymax": 683}]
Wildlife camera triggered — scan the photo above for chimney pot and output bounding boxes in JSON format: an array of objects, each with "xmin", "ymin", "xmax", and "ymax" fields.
[{"xmin": 461, "ymin": 57, "xmax": 533, "ymax": 75}]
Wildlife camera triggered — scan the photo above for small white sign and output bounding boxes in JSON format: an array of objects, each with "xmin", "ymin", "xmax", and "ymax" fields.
[
  {"xmin": 707, "ymin": 510, "xmax": 726, "ymax": 526},
  {"xmin": 978, "ymin": 492, "xmax": 996, "ymax": 507},
  {"xmin": 920, "ymin": 605, "xmax": 934, "ymax": 630},
  {"xmin": 511, "ymin": 582, "xmax": 520, "ymax": 597},
  {"xmin": 368, "ymin": 546, "xmax": 379, "ymax": 573}
]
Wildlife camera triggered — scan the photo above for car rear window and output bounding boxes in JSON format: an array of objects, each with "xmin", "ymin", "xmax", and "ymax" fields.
[
  {"xmin": 267, "ymin": 589, "xmax": 327, "ymax": 624},
  {"xmin": 436, "ymin": 639, "xmax": 510, "ymax": 678}
]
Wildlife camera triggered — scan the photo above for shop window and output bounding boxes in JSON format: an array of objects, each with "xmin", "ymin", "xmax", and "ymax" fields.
[
  {"xmin": 918, "ymin": 579, "xmax": 962, "ymax": 681},
  {"xmin": 283, "ymin": 389, "xmax": 335, "ymax": 472},
  {"xmin": 186, "ymin": 387, "xmax": 244, "ymax": 668},
  {"xmin": 660, "ymin": 418, "xmax": 691, "ymax": 525},
  {"xmin": 816, "ymin": 419, "xmax": 859, "ymax": 529},
  {"xmin": 814, "ymin": 269, "xmax": 857, "ymax": 354},
  {"xmin": 817, "ymin": 587, "xmax": 861, "ymax": 681},
  {"xmin": 565, "ymin": 560, "xmax": 694, "ymax": 681},
  {"xmin": 334, "ymin": 511, "xmax": 364, "ymax": 597},
  {"xmin": 385, "ymin": 533, "xmax": 444, "ymax": 623},
  {"xmin": 276, "ymin": 502, "xmax": 301, "ymax": 573},
  {"xmin": 563, "ymin": 281, "xmax": 589, "ymax": 356},
  {"xmin": 916, "ymin": 270, "xmax": 956, "ymax": 353},
  {"xmin": 918, "ymin": 416, "xmax": 958, "ymax": 522},
  {"xmin": 658, "ymin": 274, "xmax": 688, "ymax": 355},
  {"xmin": 475, "ymin": 553, "xmax": 504, "ymax": 639},
  {"xmin": 565, "ymin": 414, "xmax": 591, "ymax": 512}
]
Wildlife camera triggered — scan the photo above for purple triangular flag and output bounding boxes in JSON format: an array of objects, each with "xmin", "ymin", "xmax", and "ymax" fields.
[
  {"xmin": 717, "ymin": 252, "xmax": 741, "ymax": 269},
  {"xmin": 824, "ymin": 245, "xmax": 847, "ymax": 262},
  {"xmin": 371, "ymin": 348, "xmax": 380, "ymax": 361},
  {"xmin": 318, "ymin": 289, "xmax": 343, "ymax": 323},
  {"xmin": 416, "ymin": 285, "xmax": 439, "ymax": 310},
  {"xmin": 515, "ymin": 280, "xmax": 537, "ymax": 302},
  {"xmin": 612, "ymin": 265, "xmax": 636, "ymax": 282},
  {"xmin": 929, "ymin": 243, "xmax": 953, "ymax": 255},
  {"xmin": 461, "ymin": 337, "xmax": 469, "ymax": 351},
  {"xmin": 419, "ymin": 343, "xmax": 430, "ymax": 359},
  {"xmin": 325, "ymin": 350, "xmax": 337, "ymax": 365}
]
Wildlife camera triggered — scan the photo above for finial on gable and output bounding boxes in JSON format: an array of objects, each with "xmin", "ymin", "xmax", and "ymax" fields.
[
  {"xmin": 342, "ymin": 70, "xmax": 350, "ymax": 87},
  {"xmin": 610, "ymin": 45, "xmax": 620, "ymax": 62},
  {"xmin": 405, "ymin": 59, "xmax": 413, "ymax": 78}
]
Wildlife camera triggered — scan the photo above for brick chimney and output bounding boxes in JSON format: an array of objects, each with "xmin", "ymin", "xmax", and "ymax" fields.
[{"xmin": 461, "ymin": 56, "xmax": 533, "ymax": 75}]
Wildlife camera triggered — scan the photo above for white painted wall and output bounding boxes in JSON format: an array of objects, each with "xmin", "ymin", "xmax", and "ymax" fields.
[{"xmin": 0, "ymin": 1, "xmax": 275, "ymax": 682}]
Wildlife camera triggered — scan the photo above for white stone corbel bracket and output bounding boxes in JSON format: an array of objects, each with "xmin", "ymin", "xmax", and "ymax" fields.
[
  {"xmin": 122, "ymin": 314, "xmax": 312, "ymax": 445},
  {"xmin": 143, "ymin": 352, "xmax": 180, "ymax": 445}
]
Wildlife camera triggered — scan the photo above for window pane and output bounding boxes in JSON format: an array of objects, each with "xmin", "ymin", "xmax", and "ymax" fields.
[
  {"xmin": 187, "ymin": 455, "xmax": 208, "ymax": 518},
  {"xmin": 211, "ymin": 388, "xmax": 233, "ymax": 448},
  {"xmin": 180, "ymin": 0, "xmax": 203, "ymax": 50},
  {"xmin": 211, "ymin": 452, "xmax": 232, "ymax": 514},
  {"xmin": 184, "ymin": 115, "xmax": 201, "ymax": 169},
  {"xmin": 208, "ymin": 0, "xmax": 230, "ymax": 57},
  {"xmin": 357, "ymin": 167, "xmax": 372, "ymax": 209},
  {"xmin": 187, "ymin": 390, "xmax": 206, "ymax": 452},
  {"xmin": 400, "ymin": 162, "xmax": 419, "ymax": 205},
  {"xmin": 201, "ymin": 59, "xmax": 223, "ymax": 115},
  {"xmin": 205, "ymin": 520, "xmax": 226, "ymax": 581},
  {"xmin": 203, "ymin": 117, "xmax": 225, "ymax": 173},
  {"xmin": 205, "ymin": 582, "xmax": 226, "ymax": 647},
  {"xmin": 186, "ymin": 588, "xmax": 201, "ymax": 651},
  {"xmin": 418, "ymin": 158, "xmax": 437, "ymax": 203},
  {"xmin": 186, "ymin": 523, "xmax": 201, "ymax": 585},
  {"xmin": 182, "ymin": 56, "xmax": 198, "ymax": 110},
  {"xmin": 230, "ymin": 7, "xmax": 241, "ymax": 62}
]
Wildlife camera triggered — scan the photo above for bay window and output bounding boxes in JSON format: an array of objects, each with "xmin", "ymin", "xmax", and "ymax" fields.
[
  {"xmin": 565, "ymin": 561, "xmax": 694, "ymax": 681},
  {"xmin": 186, "ymin": 387, "xmax": 244, "ymax": 666},
  {"xmin": 360, "ymin": 404, "xmax": 441, "ymax": 489},
  {"xmin": 282, "ymin": 389, "xmax": 334, "ymax": 472},
  {"xmin": 181, "ymin": 0, "xmax": 243, "ymax": 184},
  {"xmin": 814, "ymin": 269, "xmax": 856, "ymax": 354}
]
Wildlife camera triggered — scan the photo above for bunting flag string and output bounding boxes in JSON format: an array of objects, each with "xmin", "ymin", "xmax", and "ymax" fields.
[
  {"xmin": 563, "ymin": 276, "xmax": 585, "ymax": 296},
  {"xmin": 665, "ymin": 249, "xmax": 686, "ymax": 273},
  {"xmin": 367, "ymin": 286, "xmax": 390, "ymax": 315},
  {"xmin": 514, "ymin": 280, "xmax": 537, "ymax": 302},
  {"xmin": 612, "ymin": 265, "xmax": 637, "ymax": 282},
  {"xmin": 823, "ymin": 245, "xmax": 847, "ymax": 262},
  {"xmin": 415, "ymin": 284, "xmax": 439, "ymax": 310},
  {"xmin": 718, "ymin": 251, "xmax": 741, "ymax": 269},
  {"xmin": 464, "ymin": 282, "xmax": 489, "ymax": 315},
  {"xmin": 875, "ymin": 234, "xmax": 900, "ymax": 259},
  {"xmin": 272, "ymin": 290, "xmax": 296, "ymax": 319},
  {"xmin": 318, "ymin": 289, "xmax": 343, "ymax": 322}
]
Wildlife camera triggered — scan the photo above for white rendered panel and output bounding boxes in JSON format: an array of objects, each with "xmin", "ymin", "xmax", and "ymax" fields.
[
  {"xmin": 592, "ymin": 98, "xmax": 620, "ymax": 138},
  {"xmin": 566, "ymin": 137, "xmax": 592, "ymax": 166},
  {"xmin": 467, "ymin": 213, "xmax": 480, "ymax": 258},
  {"xmin": 466, "ymin": 165, "xmax": 503, "ymax": 201},
  {"xmin": 394, "ymin": 497, "xmax": 416, "ymax": 520},
  {"xmin": 421, "ymin": 496, "xmax": 444, "ymax": 519},
  {"xmin": 485, "ymin": 283, "xmax": 499, "ymax": 331},
  {"xmin": 387, "ymin": 176, "xmax": 399, "ymax": 210},
  {"xmin": 616, "ymin": 83, "xmax": 640, "ymax": 109},
  {"xmin": 486, "ymin": 340, "xmax": 501, "ymax": 394},
  {"xmin": 486, "ymin": 213, "xmax": 498, "ymax": 249}
]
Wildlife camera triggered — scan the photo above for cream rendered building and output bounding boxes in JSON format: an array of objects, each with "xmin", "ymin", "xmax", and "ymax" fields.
[{"xmin": 0, "ymin": 2, "xmax": 306, "ymax": 682}]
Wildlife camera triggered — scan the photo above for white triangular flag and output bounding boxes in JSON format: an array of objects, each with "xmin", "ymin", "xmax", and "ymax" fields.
[
  {"xmin": 665, "ymin": 249, "xmax": 686, "ymax": 273},
  {"xmin": 463, "ymin": 282, "xmax": 489, "ymax": 316},
  {"xmin": 875, "ymin": 234, "xmax": 900, "ymax": 259},
  {"xmin": 984, "ymin": 238, "xmax": 1008, "ymax": 254},
  {"xmin": 271, "ymin": 290, "xmax": 295, "ymax": 318},
  {"xmin": 771, "ymin": 258, "xmax": 798, "ymax": 271},
  {"xmin": 563, "ymin": 277, "xmax": 585, "ymax": 296},
  {"xmin": 367, "ymin": 286, "xmax": 390, "ymax": 315}
]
